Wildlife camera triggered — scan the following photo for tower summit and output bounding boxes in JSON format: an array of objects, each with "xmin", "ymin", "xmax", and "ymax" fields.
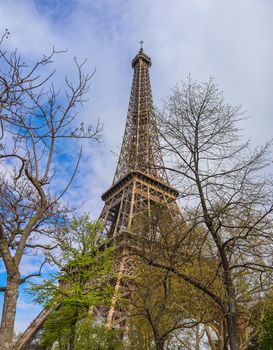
[{"xmin": 112, "ymin": 46, "xmax": 168, "ymax": 184}]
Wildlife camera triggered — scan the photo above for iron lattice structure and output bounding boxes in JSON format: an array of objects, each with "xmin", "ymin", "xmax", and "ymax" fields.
[
  {"xmin": 98, "ymin": 48, "xmax": 180, "ymax": 329},
  {"xmin": 113, "ymin": 49, "xmax": 167, "ymax": 184}
]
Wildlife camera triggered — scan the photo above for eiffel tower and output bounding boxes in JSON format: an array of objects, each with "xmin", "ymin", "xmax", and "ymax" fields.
[
  {"xmin": 97, "ymin": 45, "xmax": 180, "ymax": 329},
  {"xmin": 15, "ymin": 45, "xmax": 180, "ymax": 349}
]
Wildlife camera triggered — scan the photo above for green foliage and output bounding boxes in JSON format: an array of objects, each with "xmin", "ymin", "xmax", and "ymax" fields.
[
  {"xmin": 75, "ymin": 318, "xmax": 125, "ymax": 350},
  {"xmin": 259, "ymin": 307, "xmax": 273, "ymax": 350},
  {"xmin": 128, "ymin": 316, "xmax": 155, "ymax": 350},
  {"xmin": 27, "ymin": 214, "xmax": 117, "ymax": 349},
  {"xmin": 39, "ymin": 307, "xmax": 125, "ymax": 350},
  {"xmin": 28, "ymin": 215, "xmax": 114, "ymax": 307},
  {"xmin": 39, "ymin": 305, "xmax": 78, "ymax": 349}
]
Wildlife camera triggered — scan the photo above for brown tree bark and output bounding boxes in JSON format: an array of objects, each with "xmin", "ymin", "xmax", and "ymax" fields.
[
  {"xmin": 195, "ymin": 324, "xmax": 201, "ymax": 350},
  {"xmin": 0, "ymin": 274, "xmax": 20, "ymax": 350},
  {"xmin": 68, "ymin": 310, "xmax": 78, "ymax": 350},
  {"xmin": 155, "ymin": 337, "xmax": 165, "ymax": 350},
  {"xmin": 225, "ymin": 285, "xmax": 239, "ymax": 350},
  {"xmin": 205, "ymin": 325, "xmax": 217, "ymax": 350}
]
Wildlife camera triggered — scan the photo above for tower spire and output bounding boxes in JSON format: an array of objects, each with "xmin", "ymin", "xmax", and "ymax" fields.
[{"xmin": 113, "ymin": 47, "xmax": 167, "ymax": 184}]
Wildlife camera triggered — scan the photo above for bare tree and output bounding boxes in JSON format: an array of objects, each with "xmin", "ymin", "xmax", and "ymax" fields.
[
  {"xmin": 148, "ymin": 77, "xmax": 273, "ymax": 350},
  {"xmin": 127, "ymin": 207, "xmax": 225, "ymax": 350},
  {"xmin": 0, "ymin": 31, "xmax": 102, "ymax": 350}
]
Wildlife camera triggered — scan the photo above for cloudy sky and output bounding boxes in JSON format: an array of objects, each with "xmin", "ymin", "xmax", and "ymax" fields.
[{"xmin": 0, "ymin": 0, "xmax": 272, "ymax": 333}]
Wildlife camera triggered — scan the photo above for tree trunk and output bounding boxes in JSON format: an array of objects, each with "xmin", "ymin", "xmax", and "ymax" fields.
[
  {"xmin": 0, "ymin": 275, "xmax": 20, "ymax": 350},
  {"xmin": 68, "ymin": 327, "xmax": 76, "ymax": 350},
  {"xmin": 226, "ymin": 293, "xmax": 239, "ymax": 350},
  {"xmin": 194, "ymin": 161, "xmax": 240, "ymax": 350},
  {"xmin": 155, "ymin": 338, "xmax": 165, "ymax": 350},
  {"xmin": 205, "ymin": 325, "xmax": 217, "ymax": 350},
  {"xmin": 223, "ymin": 267, "xmax": 239, "ymax": 350},
  {"xmin": 220, "ymin": 320, "xmax": 227, "ymax": 350},
  {"xmin": 199, "ymin": 192, "xmax": 239, "ymax": 349},
  {"xmin": 195, "ymin": 324, "xmax": 201, "ymax": 350},
  {"xmin": 68, "ymin": 312, "xmax": 78, "ymax": 350}
]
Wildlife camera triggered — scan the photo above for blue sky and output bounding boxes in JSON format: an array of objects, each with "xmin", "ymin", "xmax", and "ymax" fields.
[{"xmin": 0, "ymin": 0, "xmax": 273, "ymax": 333}]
